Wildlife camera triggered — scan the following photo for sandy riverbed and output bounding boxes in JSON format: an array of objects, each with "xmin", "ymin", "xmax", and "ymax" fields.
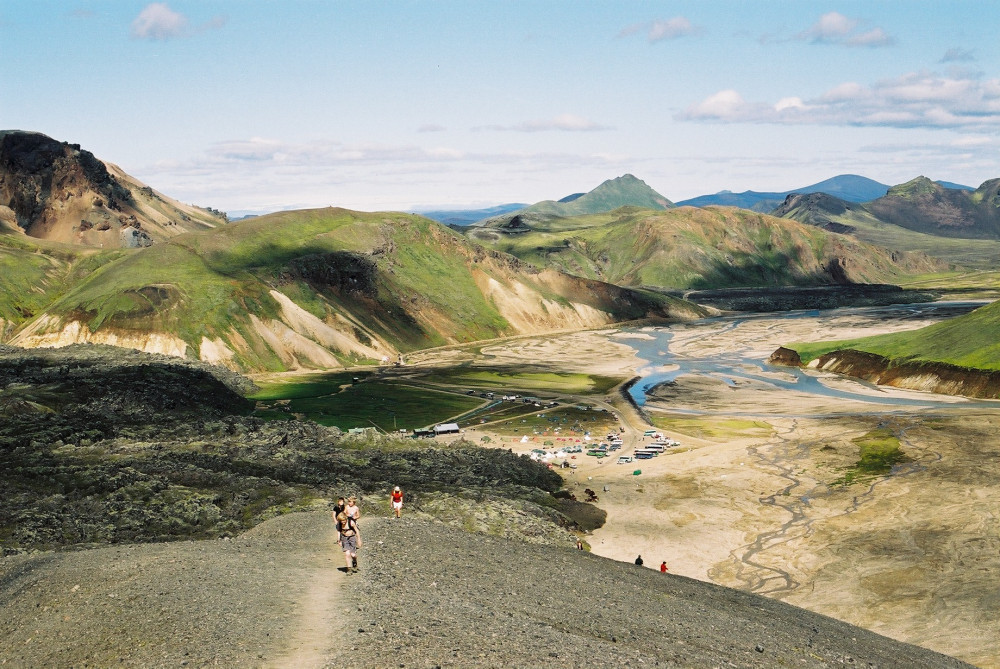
[{"xmin": 429, "ymin": 310, "xmax": 1000, "ymax": 668}]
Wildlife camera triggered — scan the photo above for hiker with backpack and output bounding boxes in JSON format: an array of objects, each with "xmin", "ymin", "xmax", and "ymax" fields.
[{"xmin": 335, "ymin": 511, "xmax": 361, "ymax": 574}]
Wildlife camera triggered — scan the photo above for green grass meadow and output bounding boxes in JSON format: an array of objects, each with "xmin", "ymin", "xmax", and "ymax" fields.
[{"xmin": 252, "ymin": 378, "xmax": 483, "ymax": 432}]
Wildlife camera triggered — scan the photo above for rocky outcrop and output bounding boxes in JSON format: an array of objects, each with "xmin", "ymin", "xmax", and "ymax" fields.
[
  {"xmin": 0, "ymin": 130, "xmax": 225, "ymax": 247},
  {"xmin": 0, "ymin": 130, "xmax": 131, "ymax": 234},
  {"xmin": 807, "ymin": 348, "xmax": 1000, "ymax": 399},
  {"xmin": 768, "ymin": 346, "xmax": 802, "ymax": 366}
]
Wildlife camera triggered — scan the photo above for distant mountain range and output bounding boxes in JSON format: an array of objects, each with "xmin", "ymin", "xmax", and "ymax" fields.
[
  {"xmin": 675, "ymin": 174, "xmax": 895, "ymax": 212},
  {"xmin": 775, "ymin": 176, "xmax": 1000, "ymax": 240},
  {"xmin": 421, "ymin": 174, "xmax": 671, "ymax": 227},
  {"xmin": 420, "ymin": 174, "xmax": 975, "ymax": 224}
]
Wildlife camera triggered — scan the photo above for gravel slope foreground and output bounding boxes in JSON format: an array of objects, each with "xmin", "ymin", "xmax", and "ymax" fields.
[
  {"xmin": 330, "ymin": 517, "xmax": 972, "ymax": 668},
  {"xmin": 1, "ymin": 512, "xmax": 973, "ymax": 668},
  {"xmin": 0, "ymin": 512, "xmax": 345, "ymax": 668}
]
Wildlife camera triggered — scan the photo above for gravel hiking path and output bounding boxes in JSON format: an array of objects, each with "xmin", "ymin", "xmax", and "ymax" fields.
[{"xmin": 0, "ymin": 511, "xmax": 347, "ymax": 668}]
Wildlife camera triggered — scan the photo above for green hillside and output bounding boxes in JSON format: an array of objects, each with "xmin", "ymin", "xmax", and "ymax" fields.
[
  {"xmin": 5, "ymin": 208, "xmax": 704, "ymax": 371},
  {"xmin": 791, "ymin": 300, "xmax": 1000, "ymax": 370},
  {"xmin": 0, "ymin": 223, "xmax": 119, "ymax": 328},
  {"xmin": 523, "ymin": 174, "xmax": 673, "ymax": 218},
  {"xmin": 468, "ymin": 206, "xmax": 944, "ymax": 290}
]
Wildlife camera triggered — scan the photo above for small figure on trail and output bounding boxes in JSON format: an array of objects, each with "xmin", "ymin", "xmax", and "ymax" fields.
[
  {"xmin": 345, "ymin": 496, "xmax": 361, "ymax": 521},
  {"xmin": 576, "ymin": 539, "xmax": 584, "ymax": 550},
  {"xmin": 391, "ymin": 486, "xmax": 404, "ymax": 519},
  {"xmin": 635, "ymin": 555, "xmax": 644, "ymax": 567},
  {"xmin": 336, "ymin": 511, "xmax": 361, "ymax": 574},
  {"xmin": 660, "ymin": 561, "xmax": 668, "ymax": 573}
]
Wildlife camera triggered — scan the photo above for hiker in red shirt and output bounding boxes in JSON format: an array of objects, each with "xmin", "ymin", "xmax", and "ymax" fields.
[
  {"xmin": 391, "ymin": 486, "xmax": 404, "ymax": 518},
  {"xmin": 660, "ymin": 561, "xmax": 668, "ymax": 573}
]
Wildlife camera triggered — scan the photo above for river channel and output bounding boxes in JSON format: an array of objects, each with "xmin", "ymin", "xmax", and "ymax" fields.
[{"xmin": 619, "ymin": 301, "xmax": 997, "ymax": 413}]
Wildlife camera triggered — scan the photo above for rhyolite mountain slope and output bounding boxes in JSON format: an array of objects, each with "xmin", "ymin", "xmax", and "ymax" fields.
[
  {"xmin": 474, "ymin": 174, "xmax": 672, "ymax": 227},
  {"xmin": 468, "ymin": 205, "xmax": 945, "ymax": 290},
  {"xmin": 676, "ymin": 174, "xmax": 892, "ymax": 212},
  {"xmin": 773, "ymin": 177, "xmax": 1000, "ymax": 266},
  {"xmin": 775, "ymin": 176, "xmax": 1000, "ymax": 239},
  {"xmin": 865, "ymin": 176, "xmax": 1000, "ymax": 238},
  {"xmin": 3, "ymin": 207, "xmax": 707, "ymax": 372},
  {"xmin": 0, "ymin": 130, "xmax": 226, "ymax": 248}
]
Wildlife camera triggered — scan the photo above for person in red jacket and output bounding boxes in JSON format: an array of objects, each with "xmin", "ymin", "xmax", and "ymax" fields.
[
  {"xmin": 391, "ymin": 486, "xmax": 404, "ymax": 518},
  {"xmin": 660, "ymin": 561, "xmax": 668, "ymax": 573}
]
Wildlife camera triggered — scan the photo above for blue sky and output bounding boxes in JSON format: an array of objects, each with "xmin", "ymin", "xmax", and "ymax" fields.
[{"xmin": 2, "ymin": 1, "xmax": 999, "ymax": 214}]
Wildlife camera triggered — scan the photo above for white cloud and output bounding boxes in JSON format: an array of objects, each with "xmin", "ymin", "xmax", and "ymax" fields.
[
  {"xmin": 797, "ymin": 12, "xmax": 894, "ymax": 48},
  {"xmin": 475, "ymin": 114, "xmax": 612, "ymax": 132},
  {"xmin": 618, "ymin": 16, "xmax": 701, "ymax": 43},
  {"xmin": 133, "ymin": 137, "xmax": 629, "ymax": 211},
  {"xmin": 820, "ymin": 82, "xmax": 869, "ymax": 103},
  {"xmin": 131, "ymin": 3, "xmax": 187, "ymax": 40},
  {"xmin": 847, "ymin": 28, "xmax": 894, "ymax": 48},
  {"xmin": 802, "ymin": 11, "xmax": 857, "ymax": 42},
  {"xmin": 649, "ymin": 17, "xmax": 699, "ymax": 42},
  {"xmin": 130, "ymin": 3, "xmax": 226, "ymax": 40},
  {"xmin": 679, "ymin": 71, "xmax": 1000, "ymax": 131},
  {"xmin": 685, "ymin": 90, "xmax": 752, "ymax": 121},
  {"xmin": 417, "ymin": 124, "xmax": 446, "ymax": 133},
  {"xmin": 774, "ymin": 97, "xmax": 807, "ymax": 112}
]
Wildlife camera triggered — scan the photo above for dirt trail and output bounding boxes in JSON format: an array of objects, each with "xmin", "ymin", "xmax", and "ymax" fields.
[
  {"xmin": 267, "ymin": 553, "xmax": 345, "ymax": 668},
  {"xmin": 0, "ymin": 510, "xmax": 348, "ymax": 668}
]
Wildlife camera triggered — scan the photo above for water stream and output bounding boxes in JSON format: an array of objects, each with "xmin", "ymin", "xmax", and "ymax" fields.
[{"xmin": 620, "ymin": 301, "xmax": 998, "ymax": 413}]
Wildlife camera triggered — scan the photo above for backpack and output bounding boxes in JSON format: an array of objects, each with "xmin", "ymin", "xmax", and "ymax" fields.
[{"xmin": 340, "ymin": 517, "xmax": 356, "ymax": 537}]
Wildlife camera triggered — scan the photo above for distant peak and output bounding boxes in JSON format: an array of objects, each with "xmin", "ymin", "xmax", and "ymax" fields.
[{"xmin": 887, "ymin": 176, "xmax": 943, "ymax": 198}]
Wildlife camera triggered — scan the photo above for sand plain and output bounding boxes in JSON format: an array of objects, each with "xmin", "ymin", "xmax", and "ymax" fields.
[{"xmin": 433, "ymin": 307, "xmax": 1000, "ymax": 668}]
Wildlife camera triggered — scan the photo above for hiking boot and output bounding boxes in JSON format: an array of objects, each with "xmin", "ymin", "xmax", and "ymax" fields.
[{"xmin": 352, "ymin": 556, "xmax": 358, "ymax": 569}]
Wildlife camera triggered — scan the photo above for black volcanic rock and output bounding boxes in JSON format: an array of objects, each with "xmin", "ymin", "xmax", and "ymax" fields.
[
  {"xmin": 772, "ymin": 192, "xmax": 851, "ymax": 224},
  {"xmin": 768, "ymin": 346, "xmax": 802, "ymax": 366},
  {"xmin": 0, "ymin": 130, "xmax": 132, "ymax": 232}
]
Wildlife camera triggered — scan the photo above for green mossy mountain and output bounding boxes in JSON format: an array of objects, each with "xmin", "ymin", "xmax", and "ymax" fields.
[
  {"xmin": 2, "ymin": 207, "xmax": 706, "ymax": 372},
  {"xmin": 467, "ymin": 205, "xmax": 944, "ymax": 290},
  {"xmin": 474, "ymin": 174, "xmax": 672, "ymax": 228},
  {"xmin": 522, "ymin": 174, "xmax": 673, "ymax": 217}
]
